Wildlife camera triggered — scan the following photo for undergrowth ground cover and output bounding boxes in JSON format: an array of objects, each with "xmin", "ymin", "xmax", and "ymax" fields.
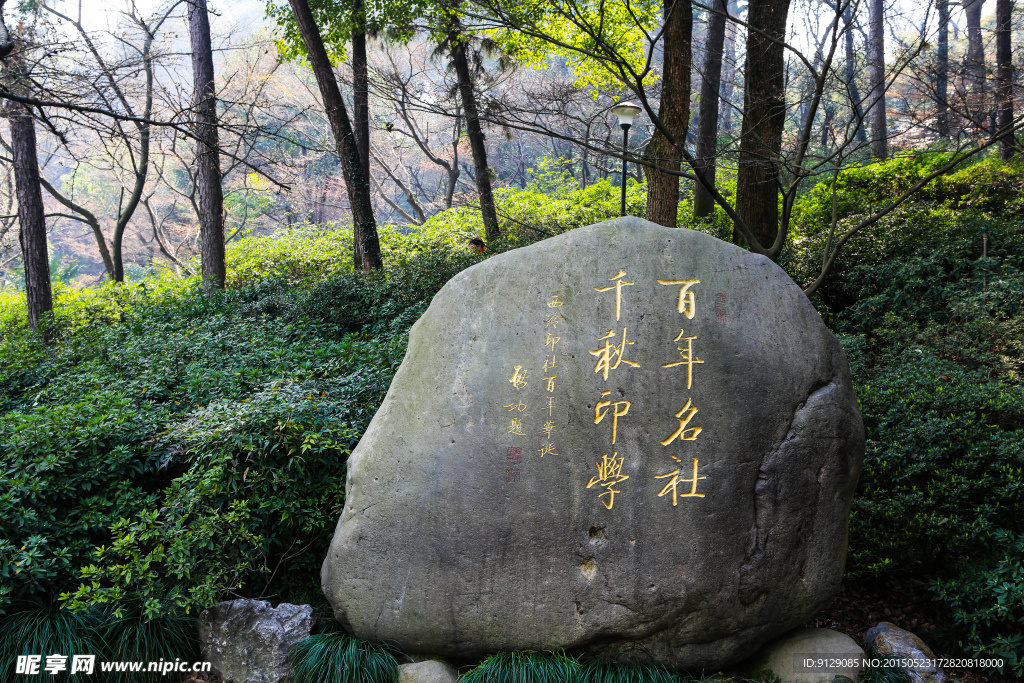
[{"xmin": 1, "ymin": 159, "xmax": 1023, "ymax": 679}]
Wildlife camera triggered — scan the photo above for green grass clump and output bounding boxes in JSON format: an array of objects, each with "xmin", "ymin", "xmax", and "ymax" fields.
[
  {"xmin": 0, "ymin": 605, "xmax": 196, "ymax": 683},
  {"xmin": 461, "ymin": 650, "xmax": 581, "ymax": 683},
  {"xmin": 859, "ymin": 653, "xmax": 911, "ymax": 683},
  {"xmin": 577, "ymin": 658, "xmax": 679, "ymax": 683},
  {"xmin": 287, "ymin": 631, "xmax": 399, "ymax": 683}
]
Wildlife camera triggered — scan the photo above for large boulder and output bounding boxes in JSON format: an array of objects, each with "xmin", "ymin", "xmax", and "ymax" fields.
[
  {"xmin": 322, "ymin": 218, "xmax": 864, "ymax": 669},
  {"xmin": 197, "ymin": 600, "xmax": 315, "ymax": 683}
]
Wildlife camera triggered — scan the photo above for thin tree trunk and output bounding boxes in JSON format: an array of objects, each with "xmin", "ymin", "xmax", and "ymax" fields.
[
  {"xmin": 352, "ymin": 0, "xmax": 369, "ymax": 267},
  {"xmin": 995, "ymin": 0, "xmax": 1014, "ymax": 158},
  {"xmin": 10, "ymin": 102, "xmax": 51, "ymax": 330},
  {"xmin": 188, "ymin": 0, "xmax": 226, "ymax": 290},
  {"xmin": 720, "ymin": 0, "xmax": 738, "ymax": 135},
  {"xmin": 112, "ymin": 29, "xmax": 154, "ymax": 283},
  {"xmin": 643, "ymin": 0, "xmax": 692, "ymax": 227},
  {"xmin": 287, "ymin": 0, "xmax": 382, "ymax": 269},
  {"xmin": 844, "ymin": 5, "xmax": 868, "ymax": 145},
  {"xmin": 867, "ymin": 0, "xmax": 887, "ymax": 158},
  {"xmin": 448, "ymin": 19, "xmax": 500, "ymax": 240},
  {"xmin": 936, "ymin": 0, "xmax": 950, "ymax": 137},
  {"xmin": 735, "ymin": 0, "xmax": 792, "ymax": 249},
  {"xmin": 693, "ymin": 0, "xmax": 726, "ymax": 218},
  {"xmin": 964, "ymin": 0, "xmax": 985, "ymax": 129}
]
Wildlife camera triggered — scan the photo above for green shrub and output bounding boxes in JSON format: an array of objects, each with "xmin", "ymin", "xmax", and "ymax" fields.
[
  {"xmin": 845, "ymin": 350, "xmax": 1024, "ymax": 576},
  {"xmin": 930, "ymin": 530, "xmax": 1024, "ymax": 677},
  {"xmin": 792, "ymin": 154, "xmax": 1024, "ymax": 238},
  {"xmin": 790, "ymin": 175, "xmax": 1024, "ymax": 671}
]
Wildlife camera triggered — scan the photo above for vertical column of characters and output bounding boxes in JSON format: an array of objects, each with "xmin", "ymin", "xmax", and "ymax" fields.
[
  {"xmin": 586, "ymin": 270, "xmax": 640, "ymax": 509},
  {"xmin": 503, "ymin": 342, "xmax": 530, "ymax": 482},
  {"xmin": 654, "ymin": 279, "xmax": 707, "ymax": 504},
  {"xmin": 538, "ymin": 294, "xmax": 564, "ymax": 459}
]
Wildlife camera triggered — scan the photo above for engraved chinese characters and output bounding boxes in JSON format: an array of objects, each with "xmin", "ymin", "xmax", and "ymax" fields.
[
  {"xmin": 657, "ymin": 279, "xmax": 707, "ymax": 504},
  {"xmin": 502, "ymin": 294, "xmax": 566, "ymax": 483},
  {"xmin": 587, "ymin": 270, "xmax": 638, "ymax": 508},
  {"xmin": 586, "ymin": 270, "xmax": 708, "ymax": 509}
]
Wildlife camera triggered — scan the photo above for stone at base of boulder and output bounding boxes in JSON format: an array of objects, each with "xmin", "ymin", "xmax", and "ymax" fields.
[
  {"xmin": 739, "ymin": 628, "xmax": 865, "ymax": 683},
  {"xmin": 864, "ymin": 622, "xmax": 946, "ymax": 683},
  {"xmin": 197, "ymin": 599, "xmax": 315, "ymax": 683},
  {"xmin": 398, "ymin": 660, "xmax": 460, "ymax": 683}
]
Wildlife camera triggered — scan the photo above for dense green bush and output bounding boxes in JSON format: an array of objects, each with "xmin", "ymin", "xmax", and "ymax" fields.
[
  {"xmin": 790, "ymin": 171, "xmax": 1024, "ymax": 674},
  {"xmin": 2, "ymin": 158, "xmax": 1023, "ymax": 676},
  {"xmin": 792, "ymin": 154, "xmax": 1024, "ymax": 236}
]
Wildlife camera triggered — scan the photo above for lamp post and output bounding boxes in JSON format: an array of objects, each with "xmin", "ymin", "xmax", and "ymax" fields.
[{"xmin": 611, "ymin": 102, "xmax": 642, "ymax": 217}]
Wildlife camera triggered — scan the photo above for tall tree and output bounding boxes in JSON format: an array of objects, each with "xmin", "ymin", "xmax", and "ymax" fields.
[
  {"xmin": 693, "ymin": 0, "xmax": 726, "ymax": 218},
  {"xmin": 0, "ymin": 12, "xmax": 51, "ymax": 330},
  {"xmin": 995, "ymin": 0, "xmax": 1014, "ymax": 158},
  {"xmin": 188, "ymin": 0, "xmax": 226, "ymax": 290},
  {"xmin": 286, "ymin": 0, "xmax": 383, "ymax": 269},
  {"xmin": 963, "ymin": 0, "xmax": 985, "ymax": 127},
  {"xmin": 841, "ymin": 3, "xmax": 867, "ymax": 145},
  {"xmin": 719, "ymin": 0, "xmax": 739, "ymax": 136},
  {"xmin": 735, "ymin": 0, "xmax": 792, "ymax": 248},
  {"xmin": 935, "ymin": 0, "xmax": 950, "ymax": 137},
  {"xmin": 41, "ymin": 2, "xmax": 170, "ymax": 282},
  {"xmin": 444, "ymin": 8, "xmax": 501, "ymax": 240},
  {"xmin": 867, "ymin": 0, "xmax": 887, "ymax": 157},
  {"xmin": 352, "ymin": 0, "xmax": 370, "ymax": 183},
  {"xmin": 9, "ymin": 100, "xmax": 50, "ymax": 329},
  {"xmin": 642, "ymin": 0, "xmax": 692, "ymax": 227}
]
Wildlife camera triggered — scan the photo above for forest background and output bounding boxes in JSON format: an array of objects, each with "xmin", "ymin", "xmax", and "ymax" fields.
[{"xmin": 0, "ymin": 0, "xmax": 1022, "ymax": 678}]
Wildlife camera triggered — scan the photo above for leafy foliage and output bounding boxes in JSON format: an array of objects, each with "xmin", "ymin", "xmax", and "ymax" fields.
[{"xmin": 791, "ymin": 170, "xmax": 1024, "ymax": 672}]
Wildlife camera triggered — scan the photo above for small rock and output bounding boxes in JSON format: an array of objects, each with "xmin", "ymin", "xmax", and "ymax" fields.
[
  {"xmin": 864, "ymin": 622, "xmax": 946, "ymax": 683},
  {"xmin": 398, "ymin": 660, "xmax": 460, "ymax": 683},
  {"xmin": 742, "ymin": 627, "xmax": 865, "ymax": 683},
  {"xmin": 197, "ymin": 599, "xmax": 315, "ymax": 683}
]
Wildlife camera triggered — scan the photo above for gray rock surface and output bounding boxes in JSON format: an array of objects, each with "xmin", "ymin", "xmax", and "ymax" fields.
[
  {"xmin": 865, "ymin": 622, "xmax": 947, "ymax": 683},
  {"xmin": 398, "ymin": 660, "xmax": 460, "ymax": 683},
  {"xmin": 197, "ymin": 599, "xmax": 315, "ymax": 683},
  {"xmin": 322, "ymin": 218, "xmax": 864, "ymax": 669},
  {"xmin": 743, "ymin": 628, "xmax": 865, "ymax": 683}
]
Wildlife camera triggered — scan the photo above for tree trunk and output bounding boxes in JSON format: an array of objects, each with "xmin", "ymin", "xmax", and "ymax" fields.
[
  {"xmin": 352, "ymin": 0, "xmax": 370, "ymax": 267},
  {"xmin": 867, "ymin": 0, "xmax": 887, "ymax": 158},
  {"xmin": 964, "ymin": 0, "xmax": 985, "ymax": 126},
  {"xmin": 719, "ymin": 0, "xmax": 738, "ymax": 135},
  {"xmin": 735, "ymin": 0, "xmax": 791, "ymax": 249},
  {"xmin": 844, "ymin": 4, "xmax": 868, "ymax": 145},
  {"xmin": 188, "ymin": 0, "xmax": 226, "ymax": 291},
  {"xmin": 693, "ymin": 0, "xmax": 726, "ymax": 218},
  {"xmin": 449, "ymin": 21, "xmax": 500, "ymax": 241},
  {"xmin": 287, "ymin": 0, "xmax": 382, "ymax": 269},
  {"xmin": 936, "ymin": 0, "xmax": 950, "ymax": 137},
  {"xmin": 10, "ymin": 102, "xmax": 51, "ymax": 330},
  {"xmin": 995, "ymin": 0, "xmax": 1014, "ymax": 158},
  {"xmin": 643, "ymin": 0, "xmax": 692, "ymax": 227}
]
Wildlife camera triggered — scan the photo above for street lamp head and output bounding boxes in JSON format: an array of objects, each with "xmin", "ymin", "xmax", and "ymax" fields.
[{"xmin": 611, "ymin": 102, "xmax": 642, "ymax": 129}]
